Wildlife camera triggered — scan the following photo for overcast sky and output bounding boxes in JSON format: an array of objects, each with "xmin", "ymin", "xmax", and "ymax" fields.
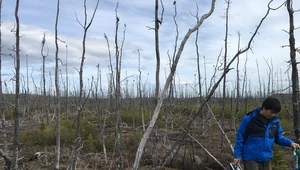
[{"xmin": 1, "ymin": 0, "xmax": 299, "ymax": 96}]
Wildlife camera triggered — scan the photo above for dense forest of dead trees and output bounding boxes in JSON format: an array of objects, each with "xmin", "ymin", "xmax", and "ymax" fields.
[{"xmin": 0, "ymin": 0, "xmax": 299, "ymax": 170}]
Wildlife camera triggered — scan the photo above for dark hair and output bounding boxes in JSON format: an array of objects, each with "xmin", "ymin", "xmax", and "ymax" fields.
[{"xmin": 262, "ymin": 97, "xmax": 281, "ymax": 113}]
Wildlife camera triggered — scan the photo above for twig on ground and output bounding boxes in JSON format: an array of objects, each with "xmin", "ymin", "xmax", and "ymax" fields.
[{"xmin": 173, "ymin": 121, "xmax": 227, "ymax": 170}]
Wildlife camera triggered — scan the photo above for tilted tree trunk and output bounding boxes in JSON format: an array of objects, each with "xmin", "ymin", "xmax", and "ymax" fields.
[
  {"xmin": 163, "ymin": 0, "xmax": 273, "ymax": 163},
  {"xmin": 12, "ymin": 0, "xmax": 20, "ymax": 169},
  {"xmin": 132, "ymin": 1, "xmax": 216, "ymax": 169}
]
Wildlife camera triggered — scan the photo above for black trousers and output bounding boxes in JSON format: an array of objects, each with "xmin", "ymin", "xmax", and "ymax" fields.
[{"xmin": 243, "ymin": 160, "xmax": 272, "ymax": 170}]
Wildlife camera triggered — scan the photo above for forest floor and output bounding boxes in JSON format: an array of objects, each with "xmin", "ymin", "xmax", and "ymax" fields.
[{"xmin": 0, "ymin": 113, "xmax": 296, "ymax": 170}]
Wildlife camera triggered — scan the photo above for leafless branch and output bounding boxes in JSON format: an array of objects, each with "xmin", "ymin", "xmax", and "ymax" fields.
[
  {"xmin": 163, "ymin": 0, "xmax": 275, "ymax": 163},
  {"xmin": 172, "ymin": 121, "xmax": 227, "ymax": 169},
  {"xmin": 133, "ymin": 0, "xmax": 217, "ymax": 169},
  {"xmin": 121, "ymin": 74, "xmax": 135, "ymax": 83},
  {"xmin": 146, "ymin": 26, "xmax": 155, "ymax": 30},
  {"xmin": 282, "ymin": 29, "xmax": 290, "ymax": 34},
  {"xmin": 57, "ymin": 37, "xmax": 66, "ymax": 43},
  {"xmin": 85, "ymin": 0, "xmax": 100, "ymax": 30},
  {"xmin": 282, "ymin": 44, "xmax": 290, "ymax": 48},
  {"xmin": 269, "ymin": 0, "xmax": 286, "ymax": 10},
  {"xmin": 74, "ymin": 9, "xmax": 84, "ymax": 28},
  {"xmin": 159, "ymin": 0, "xmax": 164, "ymax": 24}
]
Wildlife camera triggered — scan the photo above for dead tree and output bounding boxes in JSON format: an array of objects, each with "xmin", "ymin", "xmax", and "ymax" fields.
[
  {"xmin": 137, "ymin": 49, "xmax": 146, "ymax": 133},
  {"xmin": 152, "ymin": 0, "xmax": 164, "ymax": 168},
  {"xmin": 263, "ymin": 57, "xmax": 272, "ymax": 95},
  {"xmin": 95, "ymin": 64, "xmax": 108, "ymax": 163},
  {"xmin": 242, "ymin": 53, "xmax": 248, "ymax": 114},
  {"xmin": 112, "ymin": 4, "xmax": 126, "ymax": 169},
  {"xmin": 163, "ymin": 0, "xmax": 178, "ymax": 146},
  {"xmin": 234, "ymin": 32, "xmax": 241, "ymax": 133},
  {"xmin": 256, "ymin": 59, "xmax": 262, "ymax": 98},
  {"xmin": 132, "ymin": 1, "xmax": 216, "ymax": 169},
  {"xmin": 41, "ymin": 33, "xmax": 50, "ymax": 127},
  {"xmin": 162, "ymin": 0, "xmax": 275, "ymax": 164},
  {"xmin": 12, "ymin": 0, "xmax": 20, "ymax": 169},
  {"xmin": 54, "ymin": 0, "xmax": 61, "ymax": 169},
  {"xmin": 221, "ymin": 0, "xmax": 231, "ymax": 149},
  {"xmin": 71, "ymin": 0, "xmax": 99, "ymax": 169},
  {"xmin": 193, "ymin": 4, "xmax": 205, "ymax": 135},
  {"xmin": 286, "ymin": 0, "xmax": 300, "ymax": 143},
  {"xmin": 65, "ymin": 44, "xmax": 69, "ymax": 120}
]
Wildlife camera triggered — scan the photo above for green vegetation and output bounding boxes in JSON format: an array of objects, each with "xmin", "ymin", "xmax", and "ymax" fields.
[
  {"xmin": 15, "ymin": 97, "xmax": 297, "ymax": 169},
  {"xmin": 272, "ymin": 145, "xmax": 292, "ymax": 170}
]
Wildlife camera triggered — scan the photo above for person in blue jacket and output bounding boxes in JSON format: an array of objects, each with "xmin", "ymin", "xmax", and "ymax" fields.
[{"xmin": 233, "ymin": 97, "xmax": 300, "ymax": 170}]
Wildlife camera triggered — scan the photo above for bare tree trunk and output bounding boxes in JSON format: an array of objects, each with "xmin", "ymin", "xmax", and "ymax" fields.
[
  {"xmin": 12, "ymin": 0, "xmax": 20, "ymax": 169},
  {"xmin": 105, "ymin": 33, "xmax": 115, "ymax": 125},
  {"xmin": 286, "ymin": 0, "xmax": 300, "ymax": 143},
  {"xmin": 41, "ymin": 33, "xmax": 50, "ymax": 127},
  {"xmin": 152, "ymin": 0, "xmax": 164, "ymax": 168},
  {"xmin": 221, "ymin": 0, "xmax": 231, "ymax": 149},
  {"xmin": 242, "ymin": 54, "xmax": 248, "ymax": 114},
  {"xmin": 65, "ymin": 44, "xmax": 69, "ymax": 120},
  {"xmin": 256, "ymin": 59, "xmax": 262, "ymax": 98},
  {"xmin": 113, "ymin": 4, "xmax": 126, "ymax": 169},
  {"xmin": 95, "ymin": 65, "xmax": 108, "ymax": 163},
  {"xmin": 163, "ymin": 1, "xmax": 178, "ymax": 146},
  {"xmin": 137, "ymin": 49, "xmax": 145, "ymax": 132},
  {"xmin": 263, "ymin": 57, "xmax": 272, "ymax": 96},
  {"xmin": 54, "ymin": 0, "xmax": 61, "ymax": 169},
  {"xmin": 193, "ymin": 4, "xmax": 205, "ymax": 135},
  {"xmin": 24, "ymin": 55, "xmax": 29, "ymax": 118},
  {"xmin": 234, "ymin": 32, "xmax": 241, "ymax": 133},
  {"xmin": 72, "ymin": 1, "xmax": 99, "ymax": 169},
  {"xmin": 132, "ymin": 1, "xmax": 216, "ymax": 169},
  {"xmin": 163, "ymin": 1, "xmax": 273, "ymax": 163}
]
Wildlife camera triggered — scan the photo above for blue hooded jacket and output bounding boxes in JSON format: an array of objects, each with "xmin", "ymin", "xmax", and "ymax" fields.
[{"xmin": 234, "ymin": 107, "xmax": 293, "ymax": 162}]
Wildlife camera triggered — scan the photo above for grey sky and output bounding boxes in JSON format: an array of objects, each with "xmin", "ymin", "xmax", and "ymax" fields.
[{"xmin": 1, "ymin": 0, "xmax": 299, "ymax": 96}]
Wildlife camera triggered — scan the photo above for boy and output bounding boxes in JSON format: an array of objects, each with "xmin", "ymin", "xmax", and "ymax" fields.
[{"xmin": 233, "ymin": 97, "xmax": 299, "ymax": 170}]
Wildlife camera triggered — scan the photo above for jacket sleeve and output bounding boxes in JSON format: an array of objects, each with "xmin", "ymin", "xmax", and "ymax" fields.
[
  {"xmin": 234, "ymin": 116, "xmax": 251, "ymax": 159},
  {"xmin": 275, "ymin": 122, "xmax": 293, "ymax": 147}
]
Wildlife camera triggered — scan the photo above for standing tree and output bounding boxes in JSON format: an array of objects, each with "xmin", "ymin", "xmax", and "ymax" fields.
[
  {"xmin": 12, "ymin": 0, "xmax": 20, "ymax": 169},
  {"xmin": 113, "ymin": 4, "xmax": 126, "ymax": 169},
  {"xmin": 72, "ymin": 0, "xmax": 99, "ymax": 169},
  {"xmin": 221, "ymin": 0, "xmax": 231, "ymax": 149},
  {"xmin": 153, "ymin": 0, "xmax": 164, "ymax": 169},
  {"xmin": 286, "ymin": 0, "xmax": 300, "ymax": 143},
  {"xmin": 41, "ymin": 33, "xmax": 50, "ymax": 127},
  {"xmin": 234, "ymin": 32, "xmax": 241, "ymax": 133},
  {"xmin": 54, "ymin": 0, "xmax": 61, "ymax": 169}
]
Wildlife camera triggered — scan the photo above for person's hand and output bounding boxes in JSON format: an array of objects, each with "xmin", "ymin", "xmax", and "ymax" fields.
[
  {"xmin": 291, "ymin": 142, "xmax": 300, "ymax": 150},
  {"xmin": 233, "ymin": 158, "xmax": 240, "ymax": 165}
]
